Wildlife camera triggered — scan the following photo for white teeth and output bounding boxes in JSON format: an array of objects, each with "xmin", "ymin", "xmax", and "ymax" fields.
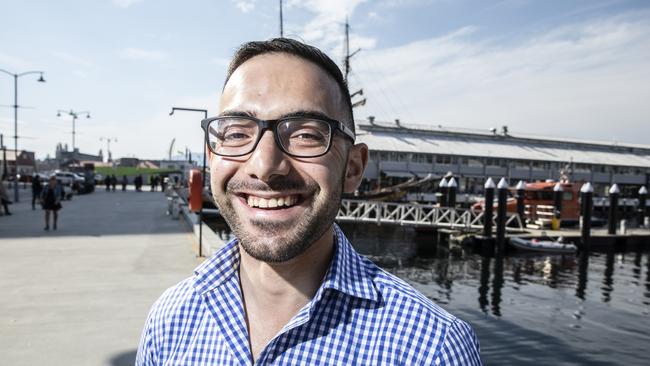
[{"xmin": 246, "ymin": 195, "xmax": 297, "ymax": 208}]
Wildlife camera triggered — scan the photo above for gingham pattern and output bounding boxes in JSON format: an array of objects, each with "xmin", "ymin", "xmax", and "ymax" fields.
[{"xmin": 136, "ymin": 224, "xmax": 481, "ymax": 365}]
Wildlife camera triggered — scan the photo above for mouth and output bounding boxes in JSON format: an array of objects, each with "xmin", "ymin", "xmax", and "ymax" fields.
[{"xmin": 236, "ymin": 192, "xmax": 305, "ymax": 210}]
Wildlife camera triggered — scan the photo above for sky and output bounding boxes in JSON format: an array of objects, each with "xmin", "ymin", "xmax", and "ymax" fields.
[{"xmin": 1, "ymin": 0, "xmax": 649, "ymax": 161}]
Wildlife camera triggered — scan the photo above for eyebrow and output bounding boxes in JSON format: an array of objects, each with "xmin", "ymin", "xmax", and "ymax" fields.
[{"xmin": 217, "ymin": 109, "xmax": 336, "ymax": 121}]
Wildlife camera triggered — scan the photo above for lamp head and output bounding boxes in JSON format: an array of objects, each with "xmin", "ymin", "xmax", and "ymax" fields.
[{"xmin": 37, "ymin": 73, "xmax": 45, "ymax": 83}]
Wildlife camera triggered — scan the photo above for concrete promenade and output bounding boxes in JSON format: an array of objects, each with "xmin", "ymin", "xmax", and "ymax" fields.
[{"xmin": 0, "ymin": 186, "xmax": 201, "ymax": 366}]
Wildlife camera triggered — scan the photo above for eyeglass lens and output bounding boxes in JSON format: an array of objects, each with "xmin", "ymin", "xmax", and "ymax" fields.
[{"xmin": 207, "ymin": 117, "xmax": 332, "ymax": 157}]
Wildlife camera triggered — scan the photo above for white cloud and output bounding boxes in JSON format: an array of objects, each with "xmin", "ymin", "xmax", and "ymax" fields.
[
  {"xmin": 284, "ymin": 0, "xmax": 376, "ymax": 67},
  {"xmin": 351, "ymin": 12, "xmax": 650, "ymax": 144},
  {"xmin": 120, "ymin": 47, "xmax": 166, "ymax": 61},
  {"xmin": 0, "ymin": 53, "xmax": 34, "ymax": 70},
  {"xmin": 52, "ymin": 51, "xmax": 97, "ymax": 69},
  {"xmin": 232, "ymin": 0, "xmax": 256, "ymax": 13},
  {"xmin": 112, "ymin": 0, "xmax": 144, "ymax": 8}
]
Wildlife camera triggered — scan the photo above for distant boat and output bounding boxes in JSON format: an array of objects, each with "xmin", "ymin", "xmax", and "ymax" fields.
[
  {"xmin": 472, "ymin": 180, "xmax": 582, "ymax": 225},
  {"xmin": 509, "ymin": 237, "xmax": 577, "ymax": 253},
  {"xmin": 343, "ymin": 173, "xmax": 436, "ymax": 202}
]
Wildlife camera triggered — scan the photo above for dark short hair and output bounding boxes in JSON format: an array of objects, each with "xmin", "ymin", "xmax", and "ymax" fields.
[{"xmin": 224, "ymin": 38, "xmax": 355, "ymax": 135}]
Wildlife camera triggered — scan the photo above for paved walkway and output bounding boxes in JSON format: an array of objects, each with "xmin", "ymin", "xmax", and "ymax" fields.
[{"xmin": 0, "ymin": 186, "xmax": 201, "ymax": 366}]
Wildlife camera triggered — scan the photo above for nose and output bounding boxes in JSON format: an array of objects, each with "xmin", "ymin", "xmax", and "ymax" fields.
[{"xmin": 243, "ymin": 130, "xmax": 290, "ymax": 182}]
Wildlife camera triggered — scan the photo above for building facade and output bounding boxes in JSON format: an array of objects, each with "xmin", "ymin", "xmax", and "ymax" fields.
[
  {"xmin": 1, "ymin": 149, "xmax": 36, "ymax": 179},
  {"xmin": 356, "ymin": 119, "xmax": 650, "ymax": 197}
]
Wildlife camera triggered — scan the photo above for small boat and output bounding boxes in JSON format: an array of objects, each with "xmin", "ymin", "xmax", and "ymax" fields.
[{"xmin": 509, "ymin": 237, "xmax": 577, "ymax": 253}]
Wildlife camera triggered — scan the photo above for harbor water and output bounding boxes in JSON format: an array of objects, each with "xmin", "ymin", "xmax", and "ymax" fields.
[{"xmin": 339, "ymin": 223, "xmax": 650, "ymax": 365}]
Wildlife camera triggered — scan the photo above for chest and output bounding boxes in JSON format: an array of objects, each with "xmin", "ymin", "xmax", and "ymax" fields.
[{"xmin": 156, "ymin": 299, "xmax": 428, "ymax": 366}]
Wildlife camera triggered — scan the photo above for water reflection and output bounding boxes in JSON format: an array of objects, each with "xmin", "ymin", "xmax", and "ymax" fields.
[
  {"xmin": 645, "ymin": 252, "xmax": 650, "ymax": 307},
  {"xmin": 478, "ymin": 256, "xmax": 490, "ymax": 313},
  {"xmin": 602, "ymin": 247, "xmax": 615, "ymax": 303},
  {"xmin": 491, "ymin": 254, "xmax": 504, "ymax": 317},
  {"xmin": 340, "ymin": 223, "xmax": 650, "ymax": 365},
  {"xmin": 576, "ymin": 251, "xmax": 589, "ymax": 300}
]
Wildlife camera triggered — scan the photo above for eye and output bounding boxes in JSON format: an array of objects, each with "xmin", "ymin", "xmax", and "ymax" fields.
[
  {"xmin": 221, "ymin": 131, "xmax": 251, "ymax": 141},
  {"xmin": 291, "ymin": 130, "xmax": 326, "ymax": 141}
]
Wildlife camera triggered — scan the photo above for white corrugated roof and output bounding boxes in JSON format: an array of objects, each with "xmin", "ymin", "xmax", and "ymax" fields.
[{"xmin": 355, "ymin": 122, "xmax": 650, "ymax": 168}]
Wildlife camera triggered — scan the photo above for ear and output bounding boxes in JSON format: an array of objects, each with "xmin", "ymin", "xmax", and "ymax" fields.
[
  {"xmin": 343, "ymin": 143, "xmax": 369, "ymax": 193},
  {"xmin": 207, "ymin": 143, "xmax": 213, "ymax": 163}
]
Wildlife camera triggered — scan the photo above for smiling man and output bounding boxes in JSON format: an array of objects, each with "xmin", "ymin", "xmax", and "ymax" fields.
[{"xmin": 136, "ymin": 38, "xmax": 481, "ymax": 365}]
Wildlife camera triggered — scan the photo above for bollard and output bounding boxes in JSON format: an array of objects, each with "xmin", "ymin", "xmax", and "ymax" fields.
[
  {"xmin": 171, "ymin": 193, "xmax": 180, "ymax": 219},
  {"xmin": 580, "ymin": 182, "xmax": 593, "ymax": 248},
  {"xmin": 516, "ymin": 180, "xmax": 526, "ymax": 225},
  {"xmin": 552, "ymin": 182, "xmax": 563, "ymax": 230},
  {"xmin": 439, "ymin": 177, "xmax": 448, "ymax": 207},
  {"xmin": 639, "ymin": 186, "xmax": 647, "ymax": 228},
  {"xmin": 496, "ymin": 178, "xmax": 508, "ymax": 251},
  {"xmin": 608, "ymin": 184, "xmax": 620, "ymax": 235},
  {"xmin": 484, "ymin": 178, "xmax": 496, "ymax": 237},
  {"xmin": 447, "ymin": 177, "xmax": 457, "ymax": 208}
]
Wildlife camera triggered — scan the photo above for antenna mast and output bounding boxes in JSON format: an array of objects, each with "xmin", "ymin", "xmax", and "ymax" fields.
[
  {"xmin": 343, "ymin": 18, "xmax": 366, "ymax": 108},
  {"xmin": 279, "ymin": 0, "xmax": 284, "ymax": 37}
]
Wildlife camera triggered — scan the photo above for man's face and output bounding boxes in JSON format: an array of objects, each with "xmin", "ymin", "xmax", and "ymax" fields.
[{"xmin": 210, "ymin": 53, "xmax": 367, "ymax": 263}]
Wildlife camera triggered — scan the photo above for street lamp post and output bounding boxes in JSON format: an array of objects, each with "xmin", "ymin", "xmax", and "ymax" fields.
[
  {"xmin": 99, "ymin": 137, "xmax": 118, "ymax": 163},
  {"xmin": 169, "ymin": 107, "xmax": 207, "ymax": 258},
  {"xmin": 57, "ymin": 109, "xmax": 91, "ymax": 153},
  {"xmin": 0, "ymin": 68, "xmax": 46, "ymax": 202}
]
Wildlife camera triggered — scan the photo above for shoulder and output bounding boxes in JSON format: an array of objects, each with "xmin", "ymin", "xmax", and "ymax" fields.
[
  {"xmin": 136, "ymin": 277, "xmax": 204, "ymax": 364},
  {"xmin": 145, "ymin": 277, "xmax": 203, "ymax": 324},
  {"xmin": 360, "ymin": 255, "xmax": 455, "ymax": 325},
  {"xmin": 360, "ymin": 255, "xmax": 482, "ymax": 365}
]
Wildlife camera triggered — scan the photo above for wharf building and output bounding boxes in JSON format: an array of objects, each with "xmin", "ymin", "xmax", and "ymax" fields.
[{"xmin": 355, "ymin": 118, "xmax": 650, "ymax": 199}]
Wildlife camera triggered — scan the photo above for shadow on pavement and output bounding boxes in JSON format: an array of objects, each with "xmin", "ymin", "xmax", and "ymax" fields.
[
  {"xmin": 0, "ymin": 189, "xmax": 190, "ymax": 239},
  {"xmin": 108, "ymin": 349, "xmax": 137, "ymax": 366}
]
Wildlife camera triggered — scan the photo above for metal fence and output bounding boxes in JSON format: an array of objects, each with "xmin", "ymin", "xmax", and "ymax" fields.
[{"xmin": 337, "ymin": 199, "xmax": 525, "ymax": 232}]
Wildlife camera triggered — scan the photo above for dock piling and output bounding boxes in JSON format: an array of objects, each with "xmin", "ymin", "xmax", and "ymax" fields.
[
  {"xmin": 447, "ymin": 177, "xmax": 457, "ymax": 208},
  {"xmin": 608, "ymin": 184, "xmax": 620, "ymax": 235},
  {"xmin": 580, "ymin": 182, "xmax": 593, "ymax": 248},
  {"xmin": 439, "ymin": 177, "xmax": 448, "ymax": 207},
  {"xmin": 496, "ymin": 178, "xmax": 508, "ymax": 251},
  {"xmin": 516, "ymin": 180, "xmax": 526, "ymax": 225},
  {"xmin": 483, "ymin": 178, "xmax": 495, "ymax": 238},
  {"xmin": 639, "ymin": 186, "xmax": 647, "ymax": 228}
]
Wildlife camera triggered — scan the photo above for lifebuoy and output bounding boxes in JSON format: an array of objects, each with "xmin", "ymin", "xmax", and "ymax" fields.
[{"xmin": 188, "ymin": 169, "xmax": 203, "ymax": 212}]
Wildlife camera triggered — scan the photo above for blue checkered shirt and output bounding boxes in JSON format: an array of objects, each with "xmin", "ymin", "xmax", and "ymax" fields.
[{"xmin": 136, "ymin": 224, "xmax": 481, "ymax": 365}]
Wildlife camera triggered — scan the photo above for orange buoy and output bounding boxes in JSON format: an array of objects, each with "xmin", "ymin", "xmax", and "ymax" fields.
[{"xmin": 188, "ymin": 169, "xmax": 203, "ymax": 212}]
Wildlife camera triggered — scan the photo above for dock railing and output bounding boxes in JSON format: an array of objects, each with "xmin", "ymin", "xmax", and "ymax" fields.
[{"xmin": 337, "ymin": 199, "xmax": 525, "ymax": 232}]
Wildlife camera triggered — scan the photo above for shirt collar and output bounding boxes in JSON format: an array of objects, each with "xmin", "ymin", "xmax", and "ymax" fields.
[
  {"xmin": 317, "ymin": 224, "xmax": 379, "ymax": 303},
  {"xmin": 192, "ymin": 224, "xmax": 379, "ymax": 303}
]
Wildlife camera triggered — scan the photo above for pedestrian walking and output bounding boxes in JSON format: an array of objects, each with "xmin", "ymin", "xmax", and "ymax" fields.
[
  {"xmin": 135, "ymin": 174, "xmax": 143, "ymax": 192},
  {"xmin": 150, "ymin": 175, "xmax": 155, "ymax": 192},
  {"xmin": 0, "ymin": 178, "xmax": 12, "ymax": 215},
  {"xmin": 31, "ymin": 175, "xmax": 42, "ymax": 210},
  {"xmin": 111, "ymin": 174, "xmax": 117, "ymax": 192},
  {"xmin": 121, "ymin": 175, "xmax": 128, "ymax": 191},
  {"xmin": 104, "ymin": 175, "xmax": 111, "ymax": 192},
  {"xmin": 41, "ymin": 175, "xmax": 62, "ymax": 230}
]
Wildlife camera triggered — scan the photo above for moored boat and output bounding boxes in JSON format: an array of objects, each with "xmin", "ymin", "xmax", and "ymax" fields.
[{"xmin": 509, "ymin": 236, "xmax": 577, "ymax": 253}]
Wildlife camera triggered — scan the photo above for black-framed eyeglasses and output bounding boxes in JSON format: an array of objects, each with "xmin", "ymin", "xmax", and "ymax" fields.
[{"xmin": 200, "ymin": 115, "xmax": 356, "ymax": 158}]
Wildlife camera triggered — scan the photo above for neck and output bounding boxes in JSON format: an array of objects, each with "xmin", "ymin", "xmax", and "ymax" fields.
[{"xmin": 238, "ymin": 225, "xmax": 335, "ymax": 305}]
